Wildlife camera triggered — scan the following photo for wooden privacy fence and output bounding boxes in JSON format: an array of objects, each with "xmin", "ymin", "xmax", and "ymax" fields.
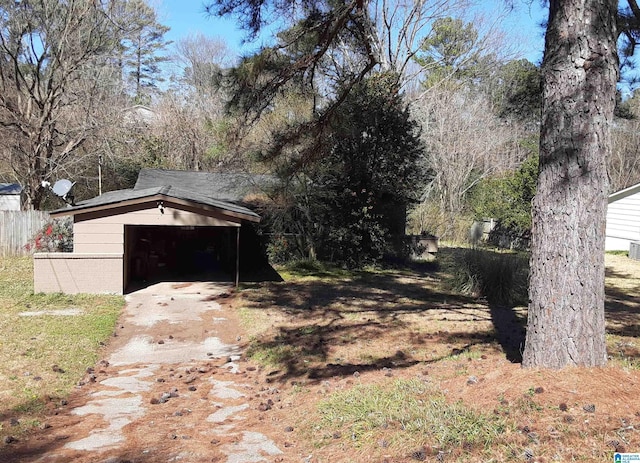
[{"xmin": 0, "ymin": 210, "xmax": 50, "ymax": 256}]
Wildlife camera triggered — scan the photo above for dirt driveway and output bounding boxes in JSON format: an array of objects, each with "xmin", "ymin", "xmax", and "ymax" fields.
[{"xmin": 2, "ymin": 282, "xmax": 293, "ymax": 463}]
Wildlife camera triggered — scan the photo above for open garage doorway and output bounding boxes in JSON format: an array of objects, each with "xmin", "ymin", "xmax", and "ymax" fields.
[
  {"xmin": 124, "ymin": 225, "xmax": 238, "ymax": 291},
  {"xmin": 123, "ymin": 224, "xmax": 279, "ymax": 292}
]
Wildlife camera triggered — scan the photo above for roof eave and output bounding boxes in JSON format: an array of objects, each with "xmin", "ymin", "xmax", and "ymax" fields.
[
  {"xmin": 608, "ymin": 182, "xmax": 640, "ymax": 204},
  {"xmin": 49, "ymin": 194, "xmax": 261, "ymax": 223}
]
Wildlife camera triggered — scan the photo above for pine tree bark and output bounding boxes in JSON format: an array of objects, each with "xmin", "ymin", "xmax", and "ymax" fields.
[{"xmin": 522, "ymin": 0, "xmax": 618, "ymax": 368}]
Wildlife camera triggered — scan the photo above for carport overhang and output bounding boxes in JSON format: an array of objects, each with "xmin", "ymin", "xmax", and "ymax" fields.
[{"xmin": 36, "ymin": 187, "xmax": 261, "ymax": 294}]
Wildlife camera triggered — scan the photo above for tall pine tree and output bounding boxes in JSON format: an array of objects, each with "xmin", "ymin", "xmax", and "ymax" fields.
[{"xmin": 120, "ymin": 0, "xmax": 171, "ymax": 102}]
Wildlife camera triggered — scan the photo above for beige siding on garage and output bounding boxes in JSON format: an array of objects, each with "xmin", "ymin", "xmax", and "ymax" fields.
[
  {"xmin": 73, "ymin": 222, "xmax": 124, "ymax": 253},
  {"xmin": 74, "ymin": 233, "xmax": 124, "ymax": 244},
  {"xmin": 75, "ymin": 201, "xmax": 241, "ymax": 226},
  {"xmin": 34, "ymin": 253, "xmax": 124, "ymax": 294},
  {"xmin": 72, "ymin": 201, "xmax": 241, "ymax": 254}
]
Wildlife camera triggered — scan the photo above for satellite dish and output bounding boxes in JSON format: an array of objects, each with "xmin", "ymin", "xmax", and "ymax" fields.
[
  {"xmin": 52, "ymin": 179, "xmax": 74, "ymax": 196},
  {"xmin": 51, "ymin": 179, "xmax": 76, "ymax": 206}
]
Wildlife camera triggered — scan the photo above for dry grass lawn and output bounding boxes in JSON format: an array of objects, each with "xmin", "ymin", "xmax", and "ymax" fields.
[{"xmin": 0, "ymin": 256, "xmax": 123, "ymax": 436}]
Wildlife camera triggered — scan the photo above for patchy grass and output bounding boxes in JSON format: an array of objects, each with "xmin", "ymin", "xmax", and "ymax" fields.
[
  {"xmin": 607, "ymin": 334, "xmax": 640, "ymax": 370},
  {"xmin": 607, "ymin": 250, "xmax": 629, "ymax": 257},
  {"xmin": 276, "ymin": 259, "xmax": 361, "ymax": 281},
  {"xmin": 0, "ymin": 256, "xmax": 123, "ymax": 437},
  {"xmin": 316, "ymin": 378, "xmax": 508, "ymax": 453}
]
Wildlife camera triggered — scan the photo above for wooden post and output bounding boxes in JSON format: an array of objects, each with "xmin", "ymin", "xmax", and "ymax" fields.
[{"xmin": 235, "ymin": 227, "xmax": 240, "ymax": 287}]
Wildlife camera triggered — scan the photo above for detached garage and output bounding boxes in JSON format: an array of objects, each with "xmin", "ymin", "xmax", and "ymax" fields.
[{"xmin": 34, "ymin": 169, "xmax": 269, "ymax": 294}]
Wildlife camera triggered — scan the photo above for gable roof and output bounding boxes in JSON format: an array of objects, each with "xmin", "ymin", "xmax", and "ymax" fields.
[
  {"xmin": 134, "ymin": 169, "xmax": 275, "ymax": 203},
  {"xmin": 609, "ymin": 182, "xmax": 640, "ymax": 204},
  {"xmin": 0, "ymin": 183, "xmax": 22, "ymax": 195},
  {"xmin": 123, "ymin": 105, "xmax": 158, "ymax": 125},
  {"xmin": 50, "ymin": 171, "xmax": 266, "ymax": 222}
]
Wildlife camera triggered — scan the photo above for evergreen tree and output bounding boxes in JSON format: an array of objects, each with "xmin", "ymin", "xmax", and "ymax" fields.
[
  {"xmin": 522, "ymin": 0, "xmax": 618, "ymax": 368},
  {"xmin": 269, "ymin": 72, "xmax": 425, "ymax": 267},
  {"xmin": 491, "ymin": 59, "xmax": 542, "ymax": 126},
  {"xmin": 120, "ymin": 0, "xmax": 171, "ymax": 101},
  {"xmin": 209, "ymin": 0, "xmax": 640, "ymax": 368}
]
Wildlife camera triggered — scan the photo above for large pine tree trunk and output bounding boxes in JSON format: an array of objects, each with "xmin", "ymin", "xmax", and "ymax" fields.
[{"xmin": 522, "ymin": 0, "xmax": 618, "ymax": 368}]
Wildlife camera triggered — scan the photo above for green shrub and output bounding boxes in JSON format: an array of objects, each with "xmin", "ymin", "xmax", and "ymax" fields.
[
  {"xmin": 266, "ymin": 234, "xmax": 298, "ymax": 264},
  {"xmin": 264, "ymin": 72, "xmax": 424, "ymax": 268},
  {"xmin": 470, "ymin": 152, "xmax": 538, "ymax": 235}
]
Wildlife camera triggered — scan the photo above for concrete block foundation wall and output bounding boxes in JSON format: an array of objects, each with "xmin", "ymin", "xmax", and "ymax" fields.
[{"xmin": 34, "ymin": 253, "xmax": 123, "ymax": 294}]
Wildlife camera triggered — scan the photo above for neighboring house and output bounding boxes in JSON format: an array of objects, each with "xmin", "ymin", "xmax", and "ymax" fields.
[
  {"xmin": 0, "ymin": 183, "xmax": 23, "ymax": 211},
  {"xmin": 34, "ymin": 169, "xmax": 274, "ymax": 294},
  {"xmin": 123, "ymin": 105, "xmax": 158, "ymax": 126},
  {"xmin": 605, "ymin": 182, "xmax": 640, "ymax": 251}
]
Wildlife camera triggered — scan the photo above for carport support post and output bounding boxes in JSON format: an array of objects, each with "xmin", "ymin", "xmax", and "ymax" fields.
[{"xmin": 235, "ymin": 227, "xmax": 240, "ymax": 287}]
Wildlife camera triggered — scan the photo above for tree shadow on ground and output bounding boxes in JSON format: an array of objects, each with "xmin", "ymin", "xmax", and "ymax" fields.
[
  {"xmin": 242, "ymin": 251, "xmax": 640, "ymax": 383},
  {"xmin": 605, "ymin": 287, "xmax": 640, "ymax": 337},
  {"xmin": 240, "ymin": 260, "xmax": 526, "ymax": 383},
  {"xmin": 605, "ymin": 265, "xmax": 640, "ymax": 337},
  {"xmin": 485, "ymin": 260, "xmax": 640, "ymax": 364},
  {"xmin": 0, "ymin": 439, "xmax": 227, "ymax": 463},
  {"xmin": 489, "ymin": 304, "xmax": 527, "ymax": 363}
]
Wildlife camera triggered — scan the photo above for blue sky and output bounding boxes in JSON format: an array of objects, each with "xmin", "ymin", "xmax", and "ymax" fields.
[
  {"xmin": 493, "ymin": 1, "xmax": 547, "ymax": 64},
  {"xmin": 158, "ymin": 0, "xmax": 256, "ymax": 53},
  {"xmin": 158, "ymin": 0, "xmax": 547, "ymax": 64}
]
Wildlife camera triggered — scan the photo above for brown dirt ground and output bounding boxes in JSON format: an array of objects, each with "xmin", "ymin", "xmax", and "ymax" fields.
[{"xmin": 1, "ymin": 254, "xmax": 640, "ymax": 462}]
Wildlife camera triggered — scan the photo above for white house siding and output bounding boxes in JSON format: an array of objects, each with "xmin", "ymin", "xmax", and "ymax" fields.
[
  {"xmin": 0, "ymin": 194, "xmax": 21, "ymax": 211},
  {"xmin": 606, "ymin": 184, "xmax": 640, "ymax": 251}
]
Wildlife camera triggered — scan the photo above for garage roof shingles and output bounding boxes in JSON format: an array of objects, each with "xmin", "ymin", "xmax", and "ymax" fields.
[
  {"xmin": 50, "ymin": 169, "xmax": 267, "ymax": 221},
  {"xmin": 134, "ymin": 169, "xmax": 275, "ymax": 203}
]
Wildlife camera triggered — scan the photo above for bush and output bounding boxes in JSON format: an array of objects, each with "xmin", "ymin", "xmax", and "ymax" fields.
[
  {"xmin": 25, "ymin": 217, "xmax": 73, "ymax": 252},
  {"xmin": 448, "ymin": 248, "xmax": 529, "ymax": 306},
  {"xmin": 266, "ymin": 234, "xmax": 298, "ymax": 264},
  {"xmin": 320, "ymin": 207, "xmax": 389, "ymax": 268}
]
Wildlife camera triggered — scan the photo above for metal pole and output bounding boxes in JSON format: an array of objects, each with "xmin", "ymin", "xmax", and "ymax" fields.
[
  {"xmin": 98, "ymin": 154, "xmax": 103, "ymax": 196},
  {"xmin": 235, "ymin": 227, "xmax": 240, "ymax": 287}
]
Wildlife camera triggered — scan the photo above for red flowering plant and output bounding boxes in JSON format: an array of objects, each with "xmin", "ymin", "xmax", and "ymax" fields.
[{"xmin": 25, "ymin": 217, "xmax": 73, "ymax": 252}]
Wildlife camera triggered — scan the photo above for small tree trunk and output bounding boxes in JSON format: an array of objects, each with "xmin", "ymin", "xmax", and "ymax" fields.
[{"xmin": 522, "ymin": 0, "xmax": 618, "ymax": 368}]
